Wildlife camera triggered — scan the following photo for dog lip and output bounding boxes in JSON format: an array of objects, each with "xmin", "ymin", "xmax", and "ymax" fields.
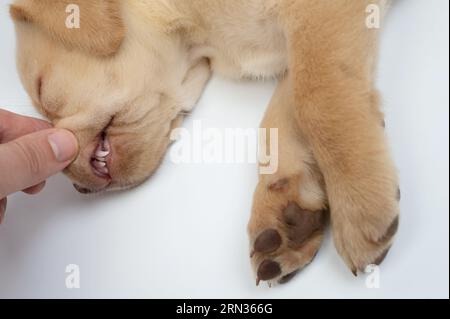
[
  {"xmin": 91, "ymin": 165, "xmax": 112, "ymax": 179},
  {"xmin": 91, "ymin": 157, "xmax": 112, "ymax": 179}
]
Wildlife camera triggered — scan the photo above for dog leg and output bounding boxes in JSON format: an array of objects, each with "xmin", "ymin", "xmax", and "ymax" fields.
[
  {"xmin": 280, "ymin": 0, "xmax": 400, "ymax": 274},
  {"xmin": 248, "ymin": 77, "xmax": 328, "ymax": 285}
]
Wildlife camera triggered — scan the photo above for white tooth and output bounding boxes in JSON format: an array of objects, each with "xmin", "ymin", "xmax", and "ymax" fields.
[
  {"xmin": 95, "ymin": 149, "xmax": 110, "ymax": 158},
  {"xmin": 95, "ymin": 156, "xmax": 107, "ymax": 162},
  {"xmin": 92, "ymin": 160, "xmax": 106, "ymax": 168}
]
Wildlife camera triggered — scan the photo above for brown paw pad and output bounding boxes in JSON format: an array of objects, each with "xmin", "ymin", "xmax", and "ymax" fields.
[
  {"xmin": 253, "ymin": 229, "xmax": 282, "ymax": 255},
  {"xmin": 283, "ymin": 202, "xmax": 325, "ymax": 246},
  {"xmin": 257, "ymin": 260, "xmax": 281, "ymax": 282}
]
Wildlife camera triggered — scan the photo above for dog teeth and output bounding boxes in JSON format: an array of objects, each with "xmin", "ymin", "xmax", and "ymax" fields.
[
  {"xmin": 92, "ymin": 160, "xmax": 106, "ymax": 168},
  {"xmin": 95, "ymin": 149, "xmax": 110, "ymax": 158},
  {"xmin": 91, "ymin": 135, "xmax": 111, "ymax": 176}
]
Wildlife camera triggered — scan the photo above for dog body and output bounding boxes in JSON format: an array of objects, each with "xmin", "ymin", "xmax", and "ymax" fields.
[
  {"xmin": 10, "ymin": 0, "xmax": 399, "ymax": 284},
  {"xmin": 177, "ymin": 0, "xmax": 287, "ymax": 79}
]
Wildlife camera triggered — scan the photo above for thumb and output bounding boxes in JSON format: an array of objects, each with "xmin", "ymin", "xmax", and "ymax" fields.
[{"xmin": 0, "ymin": 129, "xmax": 78, "ymax": 198}]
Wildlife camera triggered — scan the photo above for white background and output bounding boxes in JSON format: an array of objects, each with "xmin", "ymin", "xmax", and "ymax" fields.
[{"xmin": 0, "ymin": 0, "xmax": 448, "ymax": 299}]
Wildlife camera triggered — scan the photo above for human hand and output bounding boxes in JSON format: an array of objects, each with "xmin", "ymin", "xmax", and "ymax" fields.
[{"xmin": 0, "ymin": 109, "xmax": 78, "ymax": 224}]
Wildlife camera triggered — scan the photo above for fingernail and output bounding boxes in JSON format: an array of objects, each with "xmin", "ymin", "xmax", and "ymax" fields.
[
  {"xmin": 48, "ymin": 130, "xmax": 78, "ymax": 162},
  {"xmin": 0, "ymin": 198, "xmax": 7, "ymax": 225}
]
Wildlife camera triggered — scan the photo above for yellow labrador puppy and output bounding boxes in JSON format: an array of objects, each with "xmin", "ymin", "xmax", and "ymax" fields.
[{"xmin": 10, "ymin": 0, "xmax": 400, "ymax": 285}]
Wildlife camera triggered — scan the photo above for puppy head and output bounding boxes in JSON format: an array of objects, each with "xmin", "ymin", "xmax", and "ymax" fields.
[{"xmin": 11, "ymin": 0, "xmax": 189, "ymax": 192}]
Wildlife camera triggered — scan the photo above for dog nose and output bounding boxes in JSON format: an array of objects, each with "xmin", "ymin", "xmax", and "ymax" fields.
[{"xmin": 73, "ymin": 184, "xmax": 93, "ymax": 194}]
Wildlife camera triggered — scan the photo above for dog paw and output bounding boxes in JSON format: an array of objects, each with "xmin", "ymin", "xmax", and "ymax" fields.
[
  {"xmin": 331, "ymin": 185, "xmax": 401, "ymax": 275},
  {"xmin": 248, "ymin": 174, "xmax": 328, "ymax": 286}
]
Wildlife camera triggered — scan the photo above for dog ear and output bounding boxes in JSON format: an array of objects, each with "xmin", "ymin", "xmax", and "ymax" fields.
[{"xmin": 10, "ymin": 0, "xmax": 125, "ymax": 57}]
